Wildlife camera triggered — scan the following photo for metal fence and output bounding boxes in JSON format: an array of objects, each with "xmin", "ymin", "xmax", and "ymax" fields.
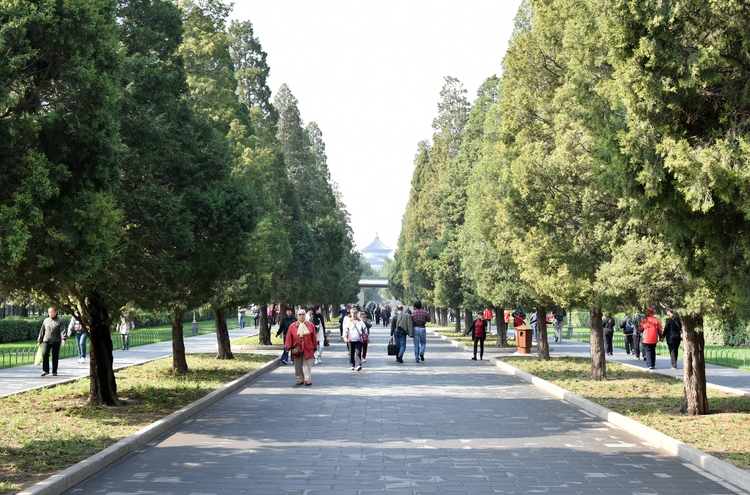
[
  {"xmin": 0, "ymin": 327, "xmax": 218, "ymax": 369},
  {"xmin": 570, "ymin": 331, "xmax": 749, "ymax": 369}
]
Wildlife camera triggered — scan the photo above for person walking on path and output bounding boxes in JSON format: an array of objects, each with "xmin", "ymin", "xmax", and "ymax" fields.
[
  {"xmin": 276, "ymin": 307, "xmax": 296, "ymax": 365},
  {"xmin": 312, "ymin": 305, "xmax": 326, "ymax": 364},
  {"xmin": 117, "ymin": 315, "xmax": 134, "ymax": 350},
  {"xmin": 237, "ymin": 307, "xmax": 246, "ymax": 329},
  {"xmin": 469, "ymin": 313, "xmax": 487, "ymax": 360},
  {"xmin": 483, "ymin": 307, "xmax": 493, "ymax": 334},
  {"xmin": 284, "ymin": 309, "xmax": 317, "ymax": 386},
  {"xmin": 663, "ymin": 308, "xmax": 683, "ymax": 369},
  {"xmin": 639, "ymin": 307, "xmax": 664, "ymax": 369},
  {"xmin": 360, "ymin": 310, "xmax": 372, "ymax": 363},
  {"xmin": 602, "ymin": 312, "xmax": 615, "ymax": 356},
  {"xmin": 343, "ymin": 308, "xmax": 366, "ymax": 371},
  {"xmin": 37, "ymin": 307, "xmax": 67, "ymax": 377},
  {"xmin": 411, "ymin": 300, "xmax": 430, "ymax": 362},
  {"xmin": 390, "ymin": 305, "xmax": 413, "ymax": 363},
  {"xmin": 620, "ymin": 313, "xmax": 634, "ymax": 355},
  {"xmin": 68, "ymin": 316, "xmax": 87, "ymax": 363},
  {"xmin": 632, "ymin": 311, "xmax": 645, "ymax": 361},
  {"xmin": 553, "ymin": 308, "xmax": 566, "ymax": 342}
]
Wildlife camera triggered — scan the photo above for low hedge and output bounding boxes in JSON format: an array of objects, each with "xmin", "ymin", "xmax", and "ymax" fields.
[{"xmin": 0, "ymin": 316, "xmax": 72, "ymax": 344}]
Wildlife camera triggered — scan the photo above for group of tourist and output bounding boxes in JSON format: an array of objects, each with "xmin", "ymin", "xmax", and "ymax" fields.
[{"xmin": 613, "ymin": 308, "xmax": 682, "ymax": 369}]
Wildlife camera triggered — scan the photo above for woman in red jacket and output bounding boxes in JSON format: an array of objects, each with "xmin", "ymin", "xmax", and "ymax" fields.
[
  {"xmin": 470, "ymin": 314, "xmax": 487, "ymax": 361},
  {"xmin": 639, "ymin": 307, "xmax": 663, "ymax": 370},
  {"xmin": 285, "ymin": 309, "xmax": 318, "ymax": 386}
]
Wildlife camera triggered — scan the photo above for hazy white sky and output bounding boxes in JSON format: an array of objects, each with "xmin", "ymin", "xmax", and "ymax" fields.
[{"xmin": 230, "ymin": 0, "xmax": 523, "ymax": 254}]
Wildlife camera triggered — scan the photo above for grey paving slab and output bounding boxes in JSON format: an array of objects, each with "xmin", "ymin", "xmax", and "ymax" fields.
[{"xmin": 60, "ymin": 326, "xmax": 747, "ymax": 495}]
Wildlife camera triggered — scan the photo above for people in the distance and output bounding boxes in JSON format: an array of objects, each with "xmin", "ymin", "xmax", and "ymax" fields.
[
  {"xmin": 602, "ymin": 312, "xmax": 615, "ymax": 356},
  {"xmin": 411, "ymin": 300, "xmax": 430, "ymax": 362},
  {"xmin": 620, "ymin": 312, "xmax": 634, "ymax": 355},
  {"xmin": 663, "ymin": 308, "xmax": 683, "ymax": 369},
  {"xmin": 391, "ymin": 305, "xmax": 412, "ymax": 363},
  {"xmin": 469, "ymin": 313, "xmax": 487, "ymax": 361},
  {"xmin": 237, "ymin": 306, "xmax": 246, "ymax": 329},
  {"xmin": 284, "ymin": 309, "xmax": 317, "ymax": 386},
  {"xmin": 68, "ymin": 316, "xmax": 87, "ymax": 363},
  {"xmin": 312, "ymin": 305, "xmax": 326, "ymax": 364},
  {"xmin": 38, "ymin": 307, "xmax": 67, "ymax": 377},
  {"xmin": 276, "ymin": 307, "xmax": 296, "ymax": 365},
  {"xmin": 117, "ymin": 315, "xmax": 134, "ymax": 350},
  {"xmin": 343, "ymin": 307, "xmax": 366, "ymax": 371},
  {"xmin": 553, "ymin": 308, "xmax": 566, "ymax": 342},
  {"xmin": 639, "ymin": 307, "xmax": 663, "ymax": 369}
]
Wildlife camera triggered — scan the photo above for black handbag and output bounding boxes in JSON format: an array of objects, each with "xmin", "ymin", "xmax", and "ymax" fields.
[{"xmin": 387, "ymin": 339, "xmax": 398, "ymax": 356}]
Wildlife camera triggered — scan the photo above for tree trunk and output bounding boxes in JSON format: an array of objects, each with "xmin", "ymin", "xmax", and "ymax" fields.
[
  {"xmin": 464, "ymin": 308, "xmax": 472, "ymax": 334},
  {"xmin": 81, "ymin": 292, "xmax": 120, "ymax": 406},
  {"xmin": 214, "ymin": 307, "xmax": 233, "ymax": 360},
  {"xmin": 496, "ymin": 307, "xmax": 509, "ymax": 348},
  {"xmin": 172, "ymin": 309, "xmax": 189, "ymax": 374},
  {"xmin": 680, "ymin": 313, "xmax": 709, "ymax": 415},
  {"xmin": 455, "ymin": 308, "xmax": 461, "ymax": 334},
  {"xmin": 440, "ymin": 308, "xmax": 447, "ymax": 327},
  {"xmin": 258, "ymin": 303, "xmax": 271, "ymax": 345},
  {"xmin": 536, "ymin": 305, "xmax": 550, "ymax": 360},
  {"xmin": 589, "ymin": 307, "xmax": 606, "ymax": 380}
]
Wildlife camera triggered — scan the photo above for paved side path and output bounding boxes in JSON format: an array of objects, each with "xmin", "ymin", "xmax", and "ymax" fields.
[
  {"xmin": 63, "ymin": 326, "xmax": 746, "ymax": 494},
  {"xmin": 0, "ymin": 327, "xmax": 259, "ymax": 397}
]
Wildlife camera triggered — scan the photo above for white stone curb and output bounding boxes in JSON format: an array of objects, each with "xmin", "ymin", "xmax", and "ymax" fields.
[
  {"xmin": 17, "ymin": 359, "xmax": 279, "ymax": 495},
  {"xmin": 490, "ymin": 357, "xmax": 750, "ymax": 493}
]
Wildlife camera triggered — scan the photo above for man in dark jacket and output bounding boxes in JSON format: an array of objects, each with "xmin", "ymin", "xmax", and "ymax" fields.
[
  {"xmin": 276, "ymin": 307, "xmax": 297, "ymax": 364},
  {"xmin": 37, "ymin": 307, "xmax": 67, "ymax": 377},
  {"xmin": 390, "ymin": 305, "xmax": 412, "ymax": 363}
]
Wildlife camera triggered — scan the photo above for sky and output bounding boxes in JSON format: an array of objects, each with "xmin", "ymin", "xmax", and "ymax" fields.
[{"xmin": 230, "ymin": 0, "xmax": 524, "ymax": 255}]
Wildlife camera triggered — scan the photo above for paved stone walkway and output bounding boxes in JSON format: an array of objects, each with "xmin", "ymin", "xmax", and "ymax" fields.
[{"xmin": 61, "ymin": 325, "xmax": 746, "ymax": 495}]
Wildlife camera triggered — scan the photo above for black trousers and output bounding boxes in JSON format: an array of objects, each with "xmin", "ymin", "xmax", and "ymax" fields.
[
  {"xmin": 42, "ymin": 342, "xmax": 61, "ymax": 374},
  {"xmin": 667, "ymin": 341, "xmax": 681, "ymax": 368},
  {"xmin": 624, "ymin": 334, "xmax": 633, "ymax": 354},
  {"xmin": 473, "ymin": 336, "xmax": 485, "ymax": 359},
  {"xmin": 633, "ymin": 332, "xmax": 642, "ymax": 358},
  {"xmin": 604, "ymin": 331, "xmax": 614, "ymax": 354}
]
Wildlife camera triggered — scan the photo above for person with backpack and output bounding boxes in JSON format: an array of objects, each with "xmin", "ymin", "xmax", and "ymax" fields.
[
  {"xmin": 553, "ymin": 308, "xmax": 566, "ymax": 342},
  {"xmin": 620, "ymin": 313, "xmax": 634, "ymax": 355},
  {"xmin": 632, "ymin": 311, "xmax": 645, "ymax": 361},
  {"xmin": 663, "ymin": 308, "xmax": 683, "ymax": 369}
]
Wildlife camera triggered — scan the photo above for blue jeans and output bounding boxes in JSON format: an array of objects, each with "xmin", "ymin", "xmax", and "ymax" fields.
[
  {"xmin": 393, "ymin": 330, "xmax": 407, "ymax": 358},
  {"xmin": 239, "ymin": 316, "xmax": 245, "ymax": 329},
  {"xmin": 413, "ymin": 327, "xmax": 426, "ymax": 361},
  {"xmin": 75, "ymin": 332, "xmax": 87, "ymax": 358}
]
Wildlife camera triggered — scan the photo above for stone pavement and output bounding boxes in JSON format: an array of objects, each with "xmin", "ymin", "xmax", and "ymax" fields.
[
  {"xmin": 0, "ymin": 327, "xmax": 259, "ymax": 397},
  {"xmin": 59, "ymin": 325, "xmax": 747, "ymax": 495}
]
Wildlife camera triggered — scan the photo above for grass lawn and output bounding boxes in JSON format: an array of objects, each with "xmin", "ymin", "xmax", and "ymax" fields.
[
  {"xmin": 501, "ymin": 356, "xmax": 750, "ymax": 472},
  {"xmin": 0, "ymin": 352, "xmax": 274, "ymax": 494},
  {"xmin": 233, "ymin": 334, "xmax": 285, "ymax": 346}
]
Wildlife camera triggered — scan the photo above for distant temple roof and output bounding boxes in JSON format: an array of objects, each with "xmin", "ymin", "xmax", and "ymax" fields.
[
  {"xmin": 362, "ymin": 235, "xmax": 393, "ymax": 269},
  {"xmin": 362, "ymin": 235, "xmax": 392, "ymax": 253}
]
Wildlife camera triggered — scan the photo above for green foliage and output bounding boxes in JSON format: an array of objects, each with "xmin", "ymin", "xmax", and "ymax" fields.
[{"xmin": 0, "ymin": 316, "xmax": 70, "ymax": 343}]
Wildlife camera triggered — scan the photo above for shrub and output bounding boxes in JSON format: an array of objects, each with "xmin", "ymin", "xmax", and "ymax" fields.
[{"xmin": 0, "ymin": 316, "xmax": 71, "ymax": 343}]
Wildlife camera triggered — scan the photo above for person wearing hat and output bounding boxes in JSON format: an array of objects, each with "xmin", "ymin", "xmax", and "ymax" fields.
[{"xmin": 639, "ymin": 307, "xmax": 664, "ymax": 369}]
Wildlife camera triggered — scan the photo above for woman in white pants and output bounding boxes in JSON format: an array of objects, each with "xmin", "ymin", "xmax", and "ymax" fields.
[{"xmin": 312, "ymin": 306, "xmax": 326, "ymax": 363}]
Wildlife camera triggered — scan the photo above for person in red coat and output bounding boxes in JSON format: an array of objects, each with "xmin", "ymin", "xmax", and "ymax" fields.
[
  {"xmin": 470, "ymin": 314, "xmax": 487, "ymax": 361},
  {"xmin": 285, "ymin": 309, "xmax": 318, "ymax": 386},
  {"xmin": 639, "ymin": 307, "xmax": 663, "ymax": 370}
]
